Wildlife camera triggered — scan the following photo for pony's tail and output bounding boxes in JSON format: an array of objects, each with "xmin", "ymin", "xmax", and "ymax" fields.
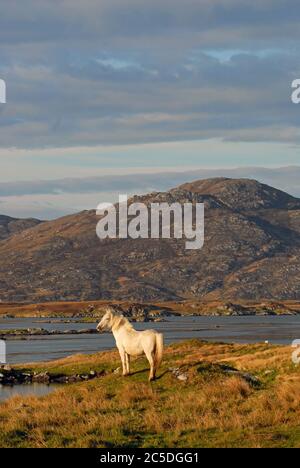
[{"xmin": 154, "ymin": 333, "xmax": 164, "ymax": 370}]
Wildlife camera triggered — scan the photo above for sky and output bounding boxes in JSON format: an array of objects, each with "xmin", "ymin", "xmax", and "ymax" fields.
[{"xmin": 1, "ymin": 0, "xmax": 300, "ymax": 218}]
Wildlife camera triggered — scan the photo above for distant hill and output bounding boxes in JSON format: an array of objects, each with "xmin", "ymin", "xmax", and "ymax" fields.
[
  {"xmin": 1, "ymin": 178, "xmax": 300, "ymax": 302},
  {"xmin": 0, "ymin": 215, "xmax": 41, "ymax": 241}
]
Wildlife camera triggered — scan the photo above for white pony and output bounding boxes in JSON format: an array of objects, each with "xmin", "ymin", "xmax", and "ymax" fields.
[{"xmin": 97, "ymin": 308, "xmax": 164, "ymax": 381}]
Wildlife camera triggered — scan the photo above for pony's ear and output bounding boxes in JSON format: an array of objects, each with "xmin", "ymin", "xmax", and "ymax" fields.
[{"xmin": 105, "ymin": 307, "xmax": 113, "ymax": 316}]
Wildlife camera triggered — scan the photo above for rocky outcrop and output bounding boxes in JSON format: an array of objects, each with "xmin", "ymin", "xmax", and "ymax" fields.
[
  {"xmin": 108, "ymin": 303, "xmax": 170, "ymax": 322},
  {"xmin": 215, "ymin": 303, "xmax": 254, "ymax": 316},
  {"xmin": 0, "ymin": 215, "xmax": 41, "ymax": 241},
  {"xmin": 0, "ymin": 328, "xmax": 98, "ymax": 339},
  {"xmin": 0, "ymin": 365, "xmax": 105, "ymax": 386}
]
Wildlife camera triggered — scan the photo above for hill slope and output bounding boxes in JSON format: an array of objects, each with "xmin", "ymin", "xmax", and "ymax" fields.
[
  {"xmin": 0, "ymin": 215, "xmax": 41, "ymax": 241},
  {"xmin": 1, "ymin": 178, "xmax": 300, "ymax": 302}
]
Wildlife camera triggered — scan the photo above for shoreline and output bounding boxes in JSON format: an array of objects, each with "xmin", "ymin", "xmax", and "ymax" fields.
[
  {"xmin": 0, "ymin": 338, "xmax": 280, "ymax": 387},
  {"xmin": 1, "ymin": 299, "xmax": 300, "ymax": 319}
]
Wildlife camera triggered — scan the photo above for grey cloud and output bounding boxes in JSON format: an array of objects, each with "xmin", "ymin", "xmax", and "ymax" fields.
[
  {"xmin": 1, "ymin": 1, "xmax": 300, "ymax": 149},
  {"xmin": 3, "ymin": 165, "xmax": 300, "ymax": 219},
  {"xmin": 0, "ymin": 49, "xmax": 299, "ymax": 148},
  {"xmin": 1, "ymin": 1, "xmax": 300, "ymax": 46},
  {"xmin": 2, "ymin": 166, "xmax": 300, "ymax": 198}
]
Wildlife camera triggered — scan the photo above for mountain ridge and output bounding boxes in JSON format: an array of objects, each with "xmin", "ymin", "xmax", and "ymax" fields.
[
  {"xmin": 0, "ymin": 214, "xmax": 42, "ymax": 241},
  {"xmin": 1, "ymin": 177, "xmax": 300, "ymax": 303}
]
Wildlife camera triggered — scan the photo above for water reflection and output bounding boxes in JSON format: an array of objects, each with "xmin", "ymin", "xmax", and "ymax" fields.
[{"xmin": 0, "ymin": 383, "xmax": 60, "ymax": 402}]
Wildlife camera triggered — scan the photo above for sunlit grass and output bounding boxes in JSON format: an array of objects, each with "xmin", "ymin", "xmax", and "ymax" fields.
[{"xmin": 0, "ymin": 340, "xmax": 299, "ymax": 448}]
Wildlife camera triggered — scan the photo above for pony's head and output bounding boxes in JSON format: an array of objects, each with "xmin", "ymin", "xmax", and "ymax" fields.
[{"xmin": 97, "ymin": 308, "xmax": 114, "ymax": 333}]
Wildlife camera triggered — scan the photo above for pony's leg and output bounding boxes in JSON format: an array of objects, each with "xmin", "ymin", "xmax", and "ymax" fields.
[
  {"xmin": 118, "ymin": 346, "xmax": 127, "ymax": 376},
  {"xmin": 145, "ymin": 350, "xmax": 156, "ymax": 381},
  {"xmin": 125, "ymin": 353, "xmax": 130, "ymax": 375}
]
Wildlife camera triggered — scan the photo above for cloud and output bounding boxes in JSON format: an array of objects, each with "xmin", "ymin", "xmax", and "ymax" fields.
[
  {"xmin": 2, "ymin": 165, "xmax": 300, "ymax": 219},
  {"xmin": 1, "ymin": 0, "xmax": 300, "ymax": 221},
  {"xmin": 1, "ymin": 1, "xmax": 300, "ymax": 47},
  {"xmin": 0, "ymin": 1, "xmax": 299, "ymax": 151}
]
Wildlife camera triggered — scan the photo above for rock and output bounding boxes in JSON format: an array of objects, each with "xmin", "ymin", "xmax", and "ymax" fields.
[
  {"xmin": 27, "ymin": 328, "xmax": 49, "ymax": 335},
  {"xmin": 21, "ymin": 373, "xmax": 32, "ymax": 383},
  {"xmin": 32, "ymin": 372, "xmax": 50, "ymax": 384},
  {"xmin": 225, "ymin": 369, "xmax": 261, "ymax": 387},
  {"xmin": 68, "ymin": 375, "xmax": 82, "ymax": 383},
  {"xmin": 52, "ymin": 375, "xmax": 69, "ymax": 384},
  {"xmin": 169, "ymin": 367, "xmax": 188, "ymax": 382},
  {"xmin": 0, "ymin": 364, "xmax": 106, "ymax": 387},
  {"xmin": 216, "ymin": 303, "xmax": 250, "ymax": 316},
  {"xmin": 177, "ymin": 373, "xmax": 188, "ymax": 381},
  {"xmin": 80, "ymin": 374, "xmax": 89, "ymax": 380}
]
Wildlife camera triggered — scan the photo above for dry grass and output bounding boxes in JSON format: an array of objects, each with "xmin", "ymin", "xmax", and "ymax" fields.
[{"xmin": 0, "ymin": 339, "xmax": 300, "ymax": 448}]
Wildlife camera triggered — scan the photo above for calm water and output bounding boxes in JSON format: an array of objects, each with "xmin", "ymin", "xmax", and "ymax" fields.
[
  {"xmin": 0, "ymin": 383, "xmax": 60, "ymax": 402},
  {"xmin": 1, "ymin": 315, "xmax": 300, "ymax": 365}
]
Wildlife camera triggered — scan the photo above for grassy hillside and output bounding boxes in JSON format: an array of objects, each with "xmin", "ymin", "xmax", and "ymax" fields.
[{"xmin": 0, "ymin": 340, "xmax": 299, "ymax": 448}]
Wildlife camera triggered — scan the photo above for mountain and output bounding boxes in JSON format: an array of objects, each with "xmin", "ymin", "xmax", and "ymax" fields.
[
  {"xmin": 0, "ymin": 215, "xmax": 41, "ymax": 241},
  {"xmin": 5, "ymin": 166, "xmax": 300, "ymax": 220},
  {"xmin": 1, "ymin": 177, "xmax": 300, "ymax": 303}
]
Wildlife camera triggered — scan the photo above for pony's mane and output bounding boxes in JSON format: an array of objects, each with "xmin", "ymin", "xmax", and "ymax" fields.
[{"xmin": 111, "ymin": 313, "xmax": 134, "ymax": 331}]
